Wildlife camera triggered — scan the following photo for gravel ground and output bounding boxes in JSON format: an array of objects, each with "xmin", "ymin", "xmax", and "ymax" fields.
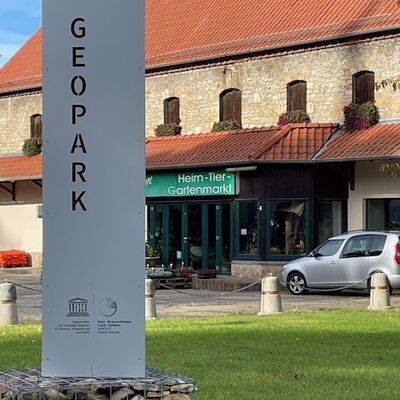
[{"xmin": 1, "ymin": 268, "xmax": 399, "ymax": 322}]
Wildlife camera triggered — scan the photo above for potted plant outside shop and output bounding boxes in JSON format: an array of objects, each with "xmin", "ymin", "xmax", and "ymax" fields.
[{"xmin": 145, "ymin": 243, "xmax": 160, "ymax": 267}]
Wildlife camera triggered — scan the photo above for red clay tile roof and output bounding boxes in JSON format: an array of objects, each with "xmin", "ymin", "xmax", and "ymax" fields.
[
  {"xmin": 0, "ymin": 29, "xmax": 42, "ymax": 94},
  {"xmin": 317, "ymin": 123, "xmax": 400, "ymax": 160},
  {"xmin": 1, "ymin": 0, "xmax": 400, "ymax": 93},
  {"xmin": 146, "ymin": 123, "xmax": 339, "ymax": 169},
  {"xmin": 146, "ymin": 0, "xmax": 400, "ymax": 68},
  {"xmin": 1, "ymin": 123, "xmax": 400, "ymax": 179},
  {"xmin": 0, "ymin": 154, "xmax": 42, "ymax": 182},
  {"xmin": 263, "ymin": 124, "xmax": 336, "ymax": 161}
]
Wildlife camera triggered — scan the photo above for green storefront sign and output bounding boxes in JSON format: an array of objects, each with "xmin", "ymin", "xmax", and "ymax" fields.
[{"xmin": 146, "ymin": 171, "xmax": 236, "ymax": 197}]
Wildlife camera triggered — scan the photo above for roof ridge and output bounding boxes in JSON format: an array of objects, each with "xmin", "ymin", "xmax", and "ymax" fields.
[
  {"xmin": 146, "ymin": 125, "xmax": 280, "ymax": 141},
  {"xmin": 248, "ymin": 124, "xmax": 292, "ymax": 160},
  {"xmin": 312, "ymin": 124, "xmax": 342, "ymax": 160}
]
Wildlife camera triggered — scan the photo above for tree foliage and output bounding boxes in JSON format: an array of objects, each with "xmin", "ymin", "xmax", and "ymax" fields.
[{"xmin": 380, "ymin": 163, "xmax": 400, "ymax": 178}]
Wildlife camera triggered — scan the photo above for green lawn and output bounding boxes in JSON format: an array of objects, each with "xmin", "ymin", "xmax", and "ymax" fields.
[{"xmin": 1, "ymin": 310, "xmax": 400, "ymax": 399}]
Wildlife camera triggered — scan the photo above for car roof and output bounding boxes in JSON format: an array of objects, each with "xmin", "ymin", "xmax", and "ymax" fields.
[{"xmin": 328, "ymin": 230, "xmax": 400, "ymax": 240}]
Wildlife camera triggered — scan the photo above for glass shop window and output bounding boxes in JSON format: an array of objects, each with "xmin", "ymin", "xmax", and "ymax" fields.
[
  {"xmin": 269, "ymin": 200, "xmax": 307, "ymax": 256},
  {"xmin": 238, "ymin": 201, "xmax": 259, "ymax": 256},
  {"xmin": 318, "ymin": 201, "xmax": 345, "ymax": 244},
  {"xmin": 367, "ymin": 199, "xmax": 400, "ymax": 230}
]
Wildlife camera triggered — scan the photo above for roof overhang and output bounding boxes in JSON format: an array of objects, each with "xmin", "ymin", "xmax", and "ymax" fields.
[{"xmin": 0, "ymin": 175, "xmax": 43, "ymax": 183}]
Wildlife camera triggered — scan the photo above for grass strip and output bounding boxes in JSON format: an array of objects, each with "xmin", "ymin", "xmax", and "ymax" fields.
[{"xmin": 1, "ymin": 310, "xmax": 399, "ymax": 399}]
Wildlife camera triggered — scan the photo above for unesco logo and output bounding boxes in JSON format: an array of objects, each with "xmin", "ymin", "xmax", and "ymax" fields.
[{"xmin": 98, "ymin": 298, "xmax": 118, "ymax": 317}]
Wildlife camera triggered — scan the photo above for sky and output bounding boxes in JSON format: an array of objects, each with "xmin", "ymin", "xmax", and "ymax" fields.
[{"xmin": 0, "ymin": 0, "xmax": 41, "ymax": 67}]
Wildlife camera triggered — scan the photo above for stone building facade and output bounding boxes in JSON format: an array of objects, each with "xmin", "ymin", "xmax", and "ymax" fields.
[
  {"xmin": 0, "ymin": 1, "xmax": 400, "ymax": 273},
  {"xmin": 145, "ymin": 36, "xmax": 400, "ymax": 135},
  {"xmin": 0, "ymin": 92, "xmax": 42, "ymax": 154},
  {"xmin": 0, "ymin": 36, "xmax": 399, "ymax": 154}
]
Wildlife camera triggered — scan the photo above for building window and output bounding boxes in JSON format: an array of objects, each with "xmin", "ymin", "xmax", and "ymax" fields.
[
  {"xmin": 269, "ymin": 200, "xmax": 307, "ymax": 256},
  {"xmin": 352, "ymin": 71, "xmax": 374, "ymax": 104},
  {"xmin": 287, "ymin": 80, "xmax": 307, "ymax": 112},
  {"xmin": 317, "ymin": 201, "xmax": 345, "ymax": 244},
  {"xmin": 220, "ymin": 88, "xmax": 242, "ymax": 125},
  {"xmin": 163, "ymin": 97, "xmax": 180, "ymax": 124},
  {"xmin": 30, "ymin": 114, "xmax": 42, "ymax": 138},
  {"xmin": 236, "ymin": 200, "xmax": 259, "ymax": 257},
  {"xmin": 366, "ymin": 199, "xmax": 400, "ymax": 230}
]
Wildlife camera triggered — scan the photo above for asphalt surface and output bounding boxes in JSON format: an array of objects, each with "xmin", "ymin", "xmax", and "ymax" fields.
[{"xmin": 1, "ymin": 268, "xmax": 399, "ymax": 322}]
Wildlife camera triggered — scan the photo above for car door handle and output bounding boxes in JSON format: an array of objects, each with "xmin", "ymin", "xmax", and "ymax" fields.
[{"xmin": 330, "ymin": 261, "xmax": 337, "ymax": 265}]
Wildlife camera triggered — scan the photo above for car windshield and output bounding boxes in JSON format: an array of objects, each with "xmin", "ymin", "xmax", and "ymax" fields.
[{"xmin": 313, "ymin": 239, "xmax": 344, "ymax": 257}]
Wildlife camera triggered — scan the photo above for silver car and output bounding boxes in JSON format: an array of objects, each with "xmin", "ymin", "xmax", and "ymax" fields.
[{"xmin": 282, "ymin": 231, "xmax": 400, "ymax": 295}]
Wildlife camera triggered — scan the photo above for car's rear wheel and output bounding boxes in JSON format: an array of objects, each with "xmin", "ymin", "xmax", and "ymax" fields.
[{"xmin": 287, "ymin": 272, "xmax": 308, "ymax": 295}]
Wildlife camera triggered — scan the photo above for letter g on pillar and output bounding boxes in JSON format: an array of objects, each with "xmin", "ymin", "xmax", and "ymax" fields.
[{"xmin": 71, "ymin": 17, "xmax": 86, "ymax": 38}]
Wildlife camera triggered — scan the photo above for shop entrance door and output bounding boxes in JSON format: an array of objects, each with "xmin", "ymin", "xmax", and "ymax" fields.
[
  {"xmin": 148, "ymin": 202, "xmax": 231, "ymax": 273},
  {"xmin": 182, "ymin": 203, "xmax": 231, "ymax": 273}
]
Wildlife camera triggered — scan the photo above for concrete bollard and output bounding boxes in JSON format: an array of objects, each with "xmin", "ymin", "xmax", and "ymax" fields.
[
  {"xmin": 258, "ymin": 276, "xmax": 283, "ymax": 315},
  {"xmin": 0, "ymin": 280, "xmax": 18, "ymax": 325},
  {"xmin": 145, "ymin": 278, "xmax": 158, "ymax": 320},
  {"xmin": 368, "ymin": 273, "xmax": 392, "ymax": 311}
]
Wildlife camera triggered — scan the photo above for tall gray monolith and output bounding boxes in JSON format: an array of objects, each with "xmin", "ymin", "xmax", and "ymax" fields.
[
  {"xmin": 368, "ymin": 273, "xmax": 391, "ymax": 311},
  {"xmin": 0, "ymin": 281, "xmax": 18, "ymax": 325},
  {"xmin": 258, "ymin": 276, "xmax": 283, "ymax": 315}
]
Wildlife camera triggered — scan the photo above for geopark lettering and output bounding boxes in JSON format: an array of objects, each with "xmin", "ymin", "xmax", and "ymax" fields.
[{"xmin": 70, "ymin": 17, "xmax": 88, "ymax": 212}]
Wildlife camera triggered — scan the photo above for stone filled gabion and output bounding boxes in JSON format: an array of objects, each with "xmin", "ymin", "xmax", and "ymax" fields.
[{"xmin": 0, "ymin": 369, "xmax": 196, "ymax": 400}]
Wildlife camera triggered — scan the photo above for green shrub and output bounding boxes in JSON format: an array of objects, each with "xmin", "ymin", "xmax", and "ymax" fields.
[
  {"xmin": 154, "ymin": 123, "xmax": 182, "ymax": 136},
  {"xmin": 278, "ymin": 110, "xmax": 311, "ymax": 126},
  {"xmin": 211, "ymin": 120, "xmax": 242, "ymax": 132},
  {"xmin": 22, "ymin": 138, "xmax": 41, "ymax": 157}
]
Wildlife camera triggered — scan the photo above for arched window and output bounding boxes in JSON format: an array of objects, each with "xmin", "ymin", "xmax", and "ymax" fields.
[
  {"xmin": 220, "ymin": 88, "xmax": 242, "ymax": 125},
  {"xmin": 287, "ymin": 81, "xmax": 307, "ymax": 112},
  {"xmin": 163, "ymin": 97, "xmax": 180, "ymax": 124},
  {"xmin": 30, "ymin": 114, "xmax": 42, "ymax": 138},
  {"xmin": 353, "ymin": 71, "xmax": 374, "ymax": 104}
]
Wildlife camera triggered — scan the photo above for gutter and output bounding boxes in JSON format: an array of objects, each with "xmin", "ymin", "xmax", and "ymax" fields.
[
  {"xmin": 0, "ymin": 176, "xmax": 43, "ymax": 183},
  {"xmin": 147, "ymin": 153, "xmax": 400, "ymax": 171},
  {"xmin": 0, "ymin": 85, "xmax": 42, "ymax": 97},
  {"xmin": 313, "ymin": 155, "xmax": 400, "ymax": 163}
]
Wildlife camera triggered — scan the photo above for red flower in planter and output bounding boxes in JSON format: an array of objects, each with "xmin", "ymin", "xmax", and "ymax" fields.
[{"xmin": 343, "ymin": 102, "xmax": 380, "ymax": 132}]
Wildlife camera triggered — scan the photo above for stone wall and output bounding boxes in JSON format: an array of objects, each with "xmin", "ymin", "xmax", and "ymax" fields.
[
  {"xmin": 146, "ymin": 36, "xmax": 400, "ymax": 135},
  {"xmin": 0, "ymin": 92, "xmax": 42, "ymax": 154},
  {"xmin": 231, "ymin": 260, "xmax": 285, "ymax": 281},
  {"xmin": 1, "ymin": 37, "xmax": 399, "ymax": 146}
]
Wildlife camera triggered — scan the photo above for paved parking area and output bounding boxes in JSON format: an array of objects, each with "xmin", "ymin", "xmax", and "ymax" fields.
[{"xmin": 1, "ymin": 268, "xmax": 399, "ymax": 322}]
